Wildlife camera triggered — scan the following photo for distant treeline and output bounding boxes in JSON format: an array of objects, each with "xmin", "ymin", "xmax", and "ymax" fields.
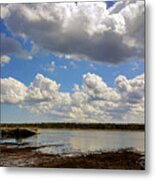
[{"xmin": 0, "ymin": 123, "xmax": 145, "ymax": 131}]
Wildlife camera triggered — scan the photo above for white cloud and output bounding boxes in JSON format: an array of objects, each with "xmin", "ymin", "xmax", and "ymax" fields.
[
  {"xmin": 0, "ymin": 55, "xmax": 11, "ymax": 66},
  {"xmin": 43, "ymin": 61, "xmax": 56, "ymax": 73},
  {"xmin": 115, "ymin": 73, "xmax": 144, "ymax": 104},
  {"xmin": 89, "ymin": 63, "xmax": 96, "ymax": 69},
  {"xmin": 1, "ymin": 1, "xmax": 144, "ymax": 64},
  {"xmin": 1, "ymin": 72, "xmax": 144, "ymax": 123},
  {"xmin": 0, "ymin": 55, "xmax": 11, "ymax": 63},
  {"xmin": 1, "ymin": 77, "xmax": 27, "ymax": 104},
  {"xmin": 60, "ymin": 65, "xmax": 67, "ymax": 70},
  {"xmin": 26, "ymin": 73, "xmax": 60, "ymax": 101},
  {"xmin": 28, "ymin": 56, "xmax": 33, "ymax": 60},
  {"xmin": 82, "ymin": 73, "xmax": 120, "ymax": 102}
]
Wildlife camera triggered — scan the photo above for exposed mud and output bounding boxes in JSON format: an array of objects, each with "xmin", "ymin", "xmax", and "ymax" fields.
[{"xmin": 0, "ymin": 145, "xmax": 145, "ymax": 170}]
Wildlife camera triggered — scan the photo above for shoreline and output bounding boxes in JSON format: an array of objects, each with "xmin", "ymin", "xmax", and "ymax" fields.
[
  {"xmin": 0, "ymin": 126, "xmax": 145, "ymax": 170},
  {"xmin": 0, "ymin": 144, "xmax": 145, "ymax": 170},
  {"xmin": 0, "ymin": 123, "xmax": 145, "ymax": 131}
]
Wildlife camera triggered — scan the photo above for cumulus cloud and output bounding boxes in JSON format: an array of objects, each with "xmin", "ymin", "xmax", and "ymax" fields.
[
  {"xmin": 1, "ymin": 77, "xmax": 27, "ymax": 104},
  {"xmin": 115, "ymin": 73, "xmax": 144, "ymax": 104},
  {"xmin": 0, "ymin": 72, "xmax": 144, "ymax": 123},
  {"xmin": 0, "ymin": 55, "xmax": 11, "ymax": 66},
  {"xmin": 1, "ymin": 1, "xmax": 144, "ymax": 64},
  {"xmin": 26, "ymin": 73, "xmax": 60, "ymax": 102},
  {"xmin": 81, "ymin": 73, "xmax": 120, "ymax": 102}
]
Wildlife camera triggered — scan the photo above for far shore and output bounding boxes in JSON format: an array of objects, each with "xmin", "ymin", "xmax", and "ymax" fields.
[{"xmin": 0, "ymin": 122, "xmax": 145, "ymax": 131}]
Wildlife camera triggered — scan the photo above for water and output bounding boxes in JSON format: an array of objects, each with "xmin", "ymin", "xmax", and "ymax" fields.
[{"xmin": 1, "ymin": 129, "xmax": 144, "ymax": 155}]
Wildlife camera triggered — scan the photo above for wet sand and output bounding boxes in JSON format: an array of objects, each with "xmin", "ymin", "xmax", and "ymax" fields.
[{"xmin": 0, "ymin": 144, "xmax": 145, "ymax": 170}]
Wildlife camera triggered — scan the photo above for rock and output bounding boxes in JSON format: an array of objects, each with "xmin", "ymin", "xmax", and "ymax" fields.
[{"xmin": 0, "ymin": 128, "xmax": 37, "ymax": 139}]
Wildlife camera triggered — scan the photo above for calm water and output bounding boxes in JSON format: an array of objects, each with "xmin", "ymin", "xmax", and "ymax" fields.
[{"xmin": 1, "ymin": 129, "xmax": 144, "ymax": 155}]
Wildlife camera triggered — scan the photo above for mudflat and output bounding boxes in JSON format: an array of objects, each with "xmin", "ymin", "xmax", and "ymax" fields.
[{"xmin": 0, "ymin": 145, "xmax": 144, "ymax": 170}]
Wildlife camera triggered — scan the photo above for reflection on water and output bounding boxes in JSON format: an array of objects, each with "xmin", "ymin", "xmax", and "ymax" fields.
[
  {"xmin": 0, "ymin": 129, "xmax": 144, "ymax": 155},
  {"xmin": 69, "ymin": 130, "xmax": 144, "ymax": 152}
]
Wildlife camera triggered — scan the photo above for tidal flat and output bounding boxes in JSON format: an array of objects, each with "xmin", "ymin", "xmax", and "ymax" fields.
[{"xmin": 0, "ymin": 144, "xmax": 144, "ymax": 170}]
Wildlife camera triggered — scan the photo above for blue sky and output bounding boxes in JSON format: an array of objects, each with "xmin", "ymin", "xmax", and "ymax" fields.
[{"xmin": 0, "ymin": 1, "xmax": 145, "ymax": 124}]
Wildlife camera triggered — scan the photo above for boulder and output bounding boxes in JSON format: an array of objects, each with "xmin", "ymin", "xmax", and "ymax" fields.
[{"xmin": 0, "ymin": 128, "xmax": 37, "ymax": 139}]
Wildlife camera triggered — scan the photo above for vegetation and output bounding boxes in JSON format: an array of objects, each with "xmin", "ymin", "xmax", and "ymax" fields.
[{"xmin": 0, "ymin": 122, "xmax": 145, "ymax": 131}]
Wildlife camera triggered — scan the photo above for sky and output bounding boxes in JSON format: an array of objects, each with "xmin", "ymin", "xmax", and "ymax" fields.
[{"xmin": 0, "ymin": 1, "xmax": 145, "ymax": 124}]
